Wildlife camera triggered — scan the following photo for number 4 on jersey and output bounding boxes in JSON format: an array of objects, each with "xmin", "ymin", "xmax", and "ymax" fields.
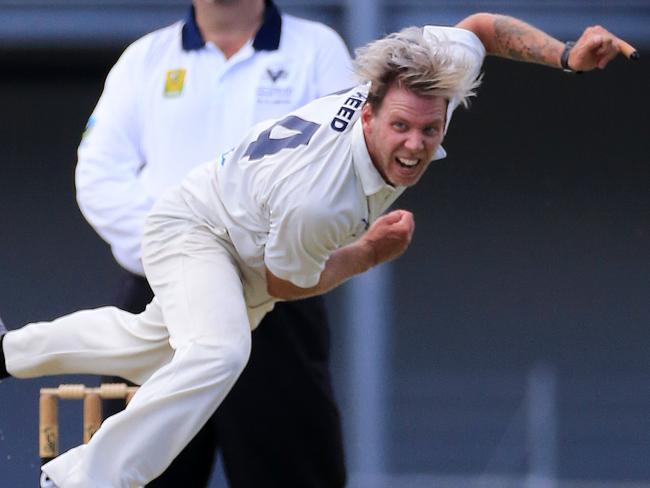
[{"xmin": 243, "ymin": 116, "xmax": 321, "ymax": 160}]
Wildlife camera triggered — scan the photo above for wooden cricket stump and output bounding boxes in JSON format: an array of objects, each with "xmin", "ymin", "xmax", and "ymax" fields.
[{"xmin": 39, "ymin": 383, "xmax": 138, "ymax": 464}]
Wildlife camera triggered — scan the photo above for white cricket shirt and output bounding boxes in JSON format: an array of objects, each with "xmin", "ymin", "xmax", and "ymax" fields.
[
  {"xmin": 76, "ymin": 2, "xmax": 354, "ymax": 275},
  {"xmin": 174, "ymin": 25, "xmax": 485, "ymax": 317}
]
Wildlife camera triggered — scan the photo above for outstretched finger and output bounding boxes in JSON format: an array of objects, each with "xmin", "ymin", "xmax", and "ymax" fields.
[{"xmin": 617, "ymin": 38, "xmax": 640, "ymax": 60}]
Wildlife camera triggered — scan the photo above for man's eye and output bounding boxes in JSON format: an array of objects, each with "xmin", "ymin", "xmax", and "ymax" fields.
[
  {"xmin": 393, "ymin": 122, "xmax": 406, "ymax": 130},
  {"xmin": 423, "ymin": 127, "xmax": 437, "ymax": 136}
]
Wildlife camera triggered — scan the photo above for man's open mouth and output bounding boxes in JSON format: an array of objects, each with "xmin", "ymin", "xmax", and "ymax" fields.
[{"xmin": 396, "ymin": 157, "xmax": 420, "ymax": 168}]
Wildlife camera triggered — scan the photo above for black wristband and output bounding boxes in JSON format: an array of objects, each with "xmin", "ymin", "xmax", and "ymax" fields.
[{"xmin": 561, "ymin": 41, "xmax": 577, "ymax": 73}]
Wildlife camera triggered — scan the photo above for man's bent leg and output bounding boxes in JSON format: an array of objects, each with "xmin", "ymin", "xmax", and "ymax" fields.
[
  {"xmin": 42, "ymin": 335, "xmax": 250, "ymax": 488},
  {"xmin": 216, "ymin": 296, "xmax": 346, "ymax": 488},
  {"xmin": 136, "ymin": 217, "xmax": 253, "ymax": 488},
  {"xmin": 103, "ymin": 272, "xmax": 218, "ymax": 488}
]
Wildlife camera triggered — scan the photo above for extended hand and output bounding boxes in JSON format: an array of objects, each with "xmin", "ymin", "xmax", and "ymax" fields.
[
  {"xmin": 360, "ymin": 210, "xmax": 415, "ymax": 267},
  {"xmin": 570, "ymin": 25, "xmax": 632, "ymax": 71}
]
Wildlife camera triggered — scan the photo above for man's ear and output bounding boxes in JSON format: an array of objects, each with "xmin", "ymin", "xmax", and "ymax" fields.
[{"xmin": 361, "ymin": 102, "xmax": 374, "ymax": 131}]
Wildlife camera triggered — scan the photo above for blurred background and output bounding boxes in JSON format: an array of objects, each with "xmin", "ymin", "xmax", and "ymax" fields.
[{"xmin": 0, "ymin": 1, "xmax": 649, "ymax": 487}]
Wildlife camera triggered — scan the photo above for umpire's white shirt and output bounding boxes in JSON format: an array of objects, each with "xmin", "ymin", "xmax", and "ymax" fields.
[
  {"xmin": 168, "ymin": 25, "xmax": 486, "ymax": 327},
  {"xmin": 76, "ymin": 3, "xmax": 353, "ymax": 275}
]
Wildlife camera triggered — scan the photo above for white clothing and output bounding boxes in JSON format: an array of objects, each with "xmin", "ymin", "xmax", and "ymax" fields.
[
  {"xmin": 176, "ymin": 86, "xmax": 412, "ymax": 326},
  {"xmin": 76, "ymin": 8, "xmax": 353, "ymax": 275},
  {"xmin": 7, "ymin": 212, "xmax": 253, "ymax": 486},
  {"xmin": 4, "ymin": 25, "xmax": 485, "ymax": 488},
  {"xmin": 177, "ymin": 25, "xmax": 485, "ymax": 303}
]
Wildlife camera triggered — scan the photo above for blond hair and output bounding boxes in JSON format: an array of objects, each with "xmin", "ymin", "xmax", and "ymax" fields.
[{"xmin": 353, "ymin": 26, "xmax": 481, "ymax": 110}]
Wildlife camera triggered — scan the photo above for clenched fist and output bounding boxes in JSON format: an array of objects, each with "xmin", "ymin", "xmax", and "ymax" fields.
[
  {"xmin": 360, "ymin": 209, "xmax": 415, "ymax": 267},
  {"xmin": 570, "ymin": 25, "xmax": 628, "ymax": 71}
]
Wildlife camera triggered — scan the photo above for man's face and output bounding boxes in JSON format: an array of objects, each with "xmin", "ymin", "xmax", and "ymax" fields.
[{"xmin": 362, "ymin": 86, "xmax": 447, "ymax": 187}]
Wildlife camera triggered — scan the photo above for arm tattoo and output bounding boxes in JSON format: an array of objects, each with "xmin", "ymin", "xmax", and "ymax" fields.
[{"xmin": 493, "ymin": 15, "xmax": 561, "ymax": 67}]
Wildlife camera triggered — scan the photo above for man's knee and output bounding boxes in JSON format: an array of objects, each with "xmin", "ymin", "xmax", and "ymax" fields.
[
  {"xmin": 192, "ymin": 333, "xmax": 251, "ymax": 386},
  {"xmin": 217, "ymin": 336, "xmax": 251, "ymax": 378}
]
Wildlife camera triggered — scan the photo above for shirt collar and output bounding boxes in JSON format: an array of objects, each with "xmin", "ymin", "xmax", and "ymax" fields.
[
  {"xmin": 182, "ymin": 0, "xmax": 282, "ymax": 52},
  {"xmin": 351, "ymin": 118, "xmax": 448, "ymax": 196},
  {"xmin": 351, "ymin": 118, "xmax": 400, "ymax": 197}
]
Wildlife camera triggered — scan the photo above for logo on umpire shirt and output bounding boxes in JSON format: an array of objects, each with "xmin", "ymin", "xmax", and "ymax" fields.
[
  {"xmin": 164, "ymin": 69, "xmax": 186, "ymax": 98},
  {"xmin": 266, "ymin": 68, "xmax": 286, "ymax": 83},
  {"xmin": 257, "ymin": 65, "xmax": 292, "ymax": 104}
]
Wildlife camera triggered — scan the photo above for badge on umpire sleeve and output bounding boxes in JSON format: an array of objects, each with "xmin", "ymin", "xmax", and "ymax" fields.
[{"xmin": 164, "ymin": 69, "xmax": 186, "ymax": 97}]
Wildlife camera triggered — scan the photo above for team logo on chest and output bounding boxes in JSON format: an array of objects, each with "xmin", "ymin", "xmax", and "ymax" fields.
[
  {"xmin": 163, "ymin": 69, "xmax": 186, "ymax": 97},
  {"xmin": 266, "ymin": 68, "xmax": 287, "ymax": 83},
  {"xmin": 257, "ymin": 65, "xmax": 292, "ymax": 104}
]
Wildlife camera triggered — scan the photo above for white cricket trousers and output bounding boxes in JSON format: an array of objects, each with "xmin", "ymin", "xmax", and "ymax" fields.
[{"xmin": 3, "ymin": 197, "xmax": 253, "ymax": 487}]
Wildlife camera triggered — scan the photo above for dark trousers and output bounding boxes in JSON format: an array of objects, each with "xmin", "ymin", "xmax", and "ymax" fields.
[{"xmin": 104, "ymin": 271, "xmax": 346, "ymax": 488}]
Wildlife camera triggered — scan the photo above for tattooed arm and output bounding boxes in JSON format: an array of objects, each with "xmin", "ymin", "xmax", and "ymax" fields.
[{"xmin": 456, "ymin": 13, "xmax": 624, "ymax": 71}]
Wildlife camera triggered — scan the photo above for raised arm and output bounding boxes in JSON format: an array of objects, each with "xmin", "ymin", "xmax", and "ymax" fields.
[{"xmin": 457, "ymin": 13, "xmax": 629, "ymax": 72}]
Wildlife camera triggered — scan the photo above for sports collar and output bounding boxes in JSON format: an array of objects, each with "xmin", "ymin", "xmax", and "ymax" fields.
[{"xmin": 182, "ymin": 0, "xmax": 282, "ymax": 52}]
